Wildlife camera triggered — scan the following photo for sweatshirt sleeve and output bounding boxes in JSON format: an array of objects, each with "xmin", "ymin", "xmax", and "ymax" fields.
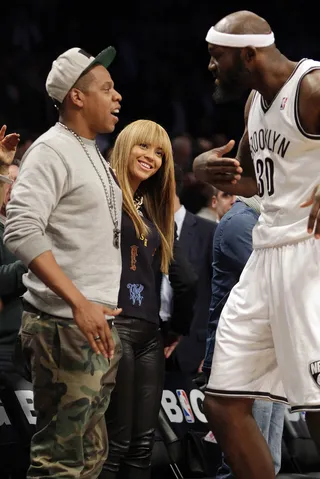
[{"xmin": 3, "ymin": 143, "xmax": 69, "ymax": 266}]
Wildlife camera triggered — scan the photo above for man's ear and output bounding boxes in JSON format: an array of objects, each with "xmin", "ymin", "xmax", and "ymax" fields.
[
  {"xmin": 69, "ymin": 88, "xmax": 85, "ymax": 108},
  {"xmin": 211, "ymin": 195, "xmax": 217, "ymax": 209},
  {"xmin": 241, "ymin": 46, "xmax": 257, "ymax": 65}
]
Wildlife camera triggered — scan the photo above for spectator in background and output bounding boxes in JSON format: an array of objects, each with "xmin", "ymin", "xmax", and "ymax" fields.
[
  {"xmin": 172, "ymin": 134, "xmax": 193, "ymax": 173},
  {"xmin": 193, "ymin": 137, "xmax": 214, "ymax": 160},
  {"xmin": 161, "ymin": 163, "xmax": 217, "ymax": 375},
  {"xmin": 0, "ymin": 125, "xmax": 20, "ymax": 315},
  {"xmin": 1, "ymin": 163, "xmax": 19, "ymax": 216},
  {"xmin": 0, "ymin": 124, "xmax": 25, "ymax": 369},
  {"xmin": 0, "ymin": 170, "xmax": 10, "ymax": 210},
  {"xmin": 0, "ymin": 123, "xmax": 20, "ymax": 225},
  {"xmin": 211, "ymin": 132, "xmax": 229, "ymax": 148},
  {"xmin": 0, "ymin": 150, "xmax": 30, "ymax": 479},
  {"xmin": 180, "ymin": 180, "xmax": 216, "ymax": 218},
  {"xmin": 0, "ymin": 160, "xmax": 27, "ymax": 372},
  {"xmin": 180, "ymin": 180, "xmax": 235, "ymax": 223},
  {"xmin": 0, "ymin": 165, "xmax": 29, "ymax": 479},
  {"xmin": 13, "ymin": 129, "xmax": 39, "ymax": 163},
  {"xmin": 203, "ymin": 196, "xmax": 285, "ymax": 478},
  {"xmin": 192, "ymin": 133, "xmax": 228, "ymax": 160},
  {"xmin": 207, "ymin": 188, "xmax": 236, "ymax": 222}
]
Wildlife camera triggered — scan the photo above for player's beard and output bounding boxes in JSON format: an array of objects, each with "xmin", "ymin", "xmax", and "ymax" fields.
[{"xmin": 212, "ymin": 53, "xmax": 250, "ymax": 104}]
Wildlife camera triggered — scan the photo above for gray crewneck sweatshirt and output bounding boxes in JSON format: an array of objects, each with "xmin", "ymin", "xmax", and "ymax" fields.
[{"xmin": 4, "ymin": 123, "xmax": 122, "ymax": 318}]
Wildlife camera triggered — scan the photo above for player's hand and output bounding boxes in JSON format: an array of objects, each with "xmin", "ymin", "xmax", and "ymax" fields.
[
  {"xmin": 72, "ymin": 300, "xmax": 122, "ymax": 358},
  {"xmin": 193, "ymin": 140, "xmax": 243, "ymax": 185},
  {"xmin": 301, "ymin": 185, "xmax": 320, "ymax": 238},
  {"xmin": 0, "ymin": 125, "xmax": 20, "ymax": 166}
]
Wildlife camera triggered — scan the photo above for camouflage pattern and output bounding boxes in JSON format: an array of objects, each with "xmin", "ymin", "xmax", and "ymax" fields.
[{"xmin": 20, "ymin": 310, "xmax": 122, "ymax": 478}]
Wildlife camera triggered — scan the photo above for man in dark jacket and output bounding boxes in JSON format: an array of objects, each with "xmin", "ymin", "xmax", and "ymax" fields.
[
  {"xmin": 0, "ymin": 127, "xmax": 31, "ymax": 478},
  {"xmin": 0, "ymin": 169, "xmax": 27, "ymax": 370},
  {"xmin": 161, "ymin": 164, "xmax": 217, "ymax": 372},
  {"xmin": 0, "ymin": 126, "xmax": 24, "ymax": 368}
]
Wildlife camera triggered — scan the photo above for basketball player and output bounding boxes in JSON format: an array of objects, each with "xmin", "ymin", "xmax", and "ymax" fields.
[{"xmin": 193, "ymin": 10, "xmax": 320, "ymax": 479}]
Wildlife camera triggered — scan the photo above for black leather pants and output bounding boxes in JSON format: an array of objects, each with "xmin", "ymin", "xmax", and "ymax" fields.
[{"xmin": 100, "ymin": 317, "xmax": 165, "ymax": 479}]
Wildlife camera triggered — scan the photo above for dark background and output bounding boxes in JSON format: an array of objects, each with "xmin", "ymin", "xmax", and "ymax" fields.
[{"xmin": 1, "ymin": 1, "xmax": 318, "ymax": 151}]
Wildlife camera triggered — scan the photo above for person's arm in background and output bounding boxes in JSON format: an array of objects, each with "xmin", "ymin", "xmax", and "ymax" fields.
[
  {"xmin": 0, "ymin": 125, "xmax": 20, "ymax": 311},
  {"xmin": 164, "ymin": 236, "xmax": 198, "ymax": 358},
  {"xmin": 0, "ymin": 125, "xmax": 20, "ymax": 167},
  {"xmin": 196, "ymin": 221, "xmax": 217, "ymax": 374},
  {"xmin": 0, "ymin": 261, "xmax": 27, "ymax": 297}
]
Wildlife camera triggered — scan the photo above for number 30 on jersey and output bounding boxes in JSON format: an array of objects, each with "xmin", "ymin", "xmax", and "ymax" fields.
[{"xmin": 255, "ymin": 157, "xmax": 275, "ymax": 197}]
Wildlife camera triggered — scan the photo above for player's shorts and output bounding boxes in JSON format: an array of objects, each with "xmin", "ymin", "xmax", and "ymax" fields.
[{"xmin": 206, "ymin": 237, "xmax": 320, "ymax": 412}]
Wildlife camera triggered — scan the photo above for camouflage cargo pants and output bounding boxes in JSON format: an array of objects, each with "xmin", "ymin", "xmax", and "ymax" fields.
[{"xmin": 20, "ymin": 310, "xmax": 122, "ymax": 479}]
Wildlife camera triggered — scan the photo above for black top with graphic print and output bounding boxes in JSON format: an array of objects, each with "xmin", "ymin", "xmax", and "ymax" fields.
[{"xmin": 117, "ymin": 209, "xmax": 161, "ymax": 323}]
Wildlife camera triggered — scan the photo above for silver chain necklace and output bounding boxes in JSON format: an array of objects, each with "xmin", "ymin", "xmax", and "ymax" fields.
[
  {"xmin": 58, "ymin": 122, "xmax": 120, "ymax": 249},
  {"xmin": 134, "ymin": 193, "xmax": 144, "ymax": 216}
]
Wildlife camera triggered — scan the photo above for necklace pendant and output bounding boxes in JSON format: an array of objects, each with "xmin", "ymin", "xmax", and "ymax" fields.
[
  {"xmin": 113, "ymin": 228, "xmax": 120, "ymax": 249},
  {"xmin": 59, "ymin": 122, "xmax": 120, "ymax": 247}
]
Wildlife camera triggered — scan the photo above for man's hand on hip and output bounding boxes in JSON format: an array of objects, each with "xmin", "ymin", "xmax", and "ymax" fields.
[{"xmin": 72, "ymin": 300, "xmax": 122, "ymax": 358}]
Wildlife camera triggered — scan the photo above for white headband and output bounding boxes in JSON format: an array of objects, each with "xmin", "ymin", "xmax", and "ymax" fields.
[{"xmin": 206, "ymin": 27, "xmax": 275, "ymax": 48}]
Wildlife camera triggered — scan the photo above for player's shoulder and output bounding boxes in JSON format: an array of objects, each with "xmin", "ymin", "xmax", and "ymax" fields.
[
  {"xmin": 298, "ymin": 60, "xmax": 320, "ymax": 99},
  {"xmin": 301, "ymin": 68, "xmax": 320, "ymax": 88}
]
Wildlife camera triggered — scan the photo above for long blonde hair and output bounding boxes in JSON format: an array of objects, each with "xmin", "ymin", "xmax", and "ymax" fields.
[{"xmin": 111, "ymin": 120, "xmax": 175, "ymax": 274}]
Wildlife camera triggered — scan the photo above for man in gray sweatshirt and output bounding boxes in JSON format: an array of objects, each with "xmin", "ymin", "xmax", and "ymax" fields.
[{"xmin": 4, "ymin": 46, "xmax": 123, "ymax": 478}]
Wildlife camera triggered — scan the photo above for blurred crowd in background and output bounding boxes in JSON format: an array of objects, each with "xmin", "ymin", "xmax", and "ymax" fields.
[{"xmin": 2, "ymin": 0, "xmax": 317, "ymax": 175}]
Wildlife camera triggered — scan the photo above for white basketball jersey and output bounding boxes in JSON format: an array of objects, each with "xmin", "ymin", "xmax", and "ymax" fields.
[{"xmin": 248, "ymin": 59, "xmax": 320, "ymax": 248}]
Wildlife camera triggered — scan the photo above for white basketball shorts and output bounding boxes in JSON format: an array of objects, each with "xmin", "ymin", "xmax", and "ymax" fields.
[{"xmin": 206, "ymin": 238, "xmax": 320, "ymax": 412}]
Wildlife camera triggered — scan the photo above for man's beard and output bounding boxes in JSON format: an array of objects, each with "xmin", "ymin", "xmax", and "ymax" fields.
[
  {"xmin": 212, "ymin": 82, "xmax": 245, "ymax": 104},
  {"xmin": 212, "ymin": 56, "xmax": 250, "ymax": 104}
]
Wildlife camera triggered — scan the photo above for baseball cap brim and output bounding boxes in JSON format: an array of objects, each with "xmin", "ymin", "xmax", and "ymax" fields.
[
  {"xmin": 0, "ymin": 175, "xmax": 13, "ymax": 184},
  {"xmin": 83, "ymin": 46, "xmax": 116, "ymax": 76}
]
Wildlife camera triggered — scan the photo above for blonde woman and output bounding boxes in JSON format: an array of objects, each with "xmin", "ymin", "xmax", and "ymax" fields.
[{"xmin": 101, "ymin": 120, "xmax": 176, "ymax": 479}]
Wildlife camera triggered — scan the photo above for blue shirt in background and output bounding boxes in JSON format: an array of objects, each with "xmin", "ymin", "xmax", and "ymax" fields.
[{"xmin": 203, "ymin": 200, "xmax": 259, "ymax": 374}]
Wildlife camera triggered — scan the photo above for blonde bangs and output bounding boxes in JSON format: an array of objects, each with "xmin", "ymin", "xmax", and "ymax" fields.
[{"xmin": 129, "ymin": 121, "xmax": 173, "ymax": 162}]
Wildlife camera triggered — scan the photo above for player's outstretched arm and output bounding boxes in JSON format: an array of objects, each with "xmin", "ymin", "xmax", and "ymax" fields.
[{"xmin": 193, "ymin": 92, "xmax": 258, "ymax": 198}]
